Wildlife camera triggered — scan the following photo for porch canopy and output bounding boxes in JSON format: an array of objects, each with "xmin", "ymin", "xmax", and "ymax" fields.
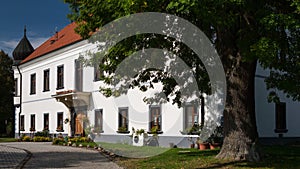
[
  {"xmin": 51, "ymin": 90, "xmax": 91, "ymax": 108},
  {"xmin": 52, "ymin": 90, "xmax": 91, "ymax": 136}
]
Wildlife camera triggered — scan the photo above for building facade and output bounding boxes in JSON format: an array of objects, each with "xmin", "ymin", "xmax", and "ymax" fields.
[{"xmin": 13, "ymin": 23, "xmax": 300, "ymax": 147}]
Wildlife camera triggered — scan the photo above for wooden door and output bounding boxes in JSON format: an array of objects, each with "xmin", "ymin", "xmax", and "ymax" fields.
[{"xmin": 75, "ymin": 113, "xmax": 84, "ymax": 135}]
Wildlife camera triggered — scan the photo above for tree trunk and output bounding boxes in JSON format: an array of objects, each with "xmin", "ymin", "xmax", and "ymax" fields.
[{"xmin": 216, "ymin": 50, "xmax": 261, "ymax": 161}]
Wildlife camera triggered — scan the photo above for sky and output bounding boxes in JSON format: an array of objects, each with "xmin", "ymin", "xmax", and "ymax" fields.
[{"xmin": 0, "ymin": 0, "xmax": 71, "ymax": 57}]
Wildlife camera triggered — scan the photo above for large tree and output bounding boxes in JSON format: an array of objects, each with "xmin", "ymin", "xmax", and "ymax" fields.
[
  {"xmin": 65, "ymin": 0, "xmax": 300, "ymax": 161},
  {"xmin": 0, "ymin": 50, "xmax": 14, "ymax": 136}
]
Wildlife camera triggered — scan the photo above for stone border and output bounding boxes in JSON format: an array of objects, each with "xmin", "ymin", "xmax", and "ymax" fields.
[{"xmin": 52, "ymin": 143, "xmax": 119, "ymax": 161}]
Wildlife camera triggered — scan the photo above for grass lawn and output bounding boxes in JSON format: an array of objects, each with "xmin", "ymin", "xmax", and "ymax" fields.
[
  {"xmin": 97, "ymin": 142, "xmax": 169, "ymax": 158},
  {"xmin": 98, "ymin": 142, "xmax": 300, "ymax": 169},
  {"xmin": 0, "ymin": 138, "xmax": 16, "ymax": 142}
]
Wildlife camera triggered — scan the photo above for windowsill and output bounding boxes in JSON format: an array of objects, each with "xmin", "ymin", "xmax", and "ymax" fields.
[
  {"xmin": 56, "ymin": 87, "xmax": 64, "ymax": 90},
  {"xmin": 180, "ymin": 131, "xmax": 200, "ymax": 135},
  {"xmin": 93, "ymin": 79, "xmax": 100, "ymax": 82},
  {"xmin": 147, "ymin": 131, "xmax": 163, "ymax": 134},
  {"xmin": 43, "ymin": 90, "xmax": 50, "ymax": 92},
  {"xmin": 30, "ymin": 93, "xmax": 36, "ymax": 95},
  {"xmin": 116, "ymin": 131, "xmax": 130, "ymax": 134},
  {"xmin": 274, "ymin": 129, "xmax": 288, "ymax": 133},
  {"xmin": 56, "ymin": 129, "xmax": 64, "ymax": 132},
  {"xmin": 20, "ymin": 129, "xmax": 25, "ymax": 131},
  {"xmin": 93, "ymin": 131, "xmax": 104, "ymax": 134}
]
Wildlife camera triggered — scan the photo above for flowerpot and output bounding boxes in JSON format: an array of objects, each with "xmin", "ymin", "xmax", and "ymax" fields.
[
  {"xmin": 210, "ymin": 143, "xmax": 221, "ymax": 150},
  {"xmin": 132, "ymin": 133, "xmax": 145, "ymax": 146},
  {"xmin": 194, "ymin": 143, "xmax": 198, "ymax": 149},
  {"xmin": 190, "ymin": 144, "xmax": 195, "ymax": 148},
  {"xmin": 198, "ymin": 143, "xmax": 209, "ymax": 150},
  {"xmin": 134, "ymin": 136, "xmax": 139, "ymax": 143}
]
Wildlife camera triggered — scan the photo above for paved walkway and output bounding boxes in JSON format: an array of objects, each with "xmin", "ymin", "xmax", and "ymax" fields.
[
  {"xmin": 0, "ymin": 142, "xmax": 123, "ymax": 169},
  {"xmin": 0, "ymin": 144, "xmax": 28, "ymax": 168}
]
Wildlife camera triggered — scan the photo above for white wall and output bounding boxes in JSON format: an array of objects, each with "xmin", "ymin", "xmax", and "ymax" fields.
[
  {"xmin": 14, "ymin": 38, "xmax": 300, "ymax": 139},
  {"xmin": 255, "ymin": 64, "xmax": 300, "ymax": 137},
  {"xmin": 14, "ymin": 40, "xmax": 94, "ymax": 135}
]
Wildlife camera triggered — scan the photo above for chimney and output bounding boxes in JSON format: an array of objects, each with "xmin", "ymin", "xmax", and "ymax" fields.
[{"xmin": 55, "ymin": 27, "xmax": 58, "ymax": 41}]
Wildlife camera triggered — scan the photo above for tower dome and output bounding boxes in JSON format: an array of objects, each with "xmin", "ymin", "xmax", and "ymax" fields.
[{"xmin": 12, "ymin": 27, "xmax": 34, "ymax": 62}]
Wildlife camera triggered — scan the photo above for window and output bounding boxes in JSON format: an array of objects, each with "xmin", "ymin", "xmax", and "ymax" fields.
[
  {"xmin": 57, "ymin": 65, "xmax": 64, "ymax": 89},
  {"xmin": 274, "ymin": 102, "xmax": 288, "ymax": 133},
  {"xmin": 184, "ymin": 103, "xmax": 198, "ymax": 130},
  {"xmin": 30, "ymin": 73, "xmax": 36, "ymax": 94},
  {"xmin": 118, "ymin": 108, "xmax": 129, "ymax": 131},
  {"xmin": 14, "ymin": 78, "xmax": 18, "ymax": 96},
  {"xmin": 20, "ymin": 115, "xmax": 24, "ymax": 131},
  {"xmin": 149, "ymin": 106, "xmax": 161, "ymax": 131},
  {"xmin": 44, "ymin": 113, "xmax": 49, "ymax": 130},
  {"xmin": 30, "ymin": 114, "xmax": 35, "ymax": 131},
  {"xmin": 94, "ymin": 63, "xmax": 103, "ymax": 81},
  {"xmin": 43, "ymin": 69, "xmax": 50, "ymax": 92},
  {"xmin": 94, "ymin": 109, "xmax": 103, "ymax": 133},
  {"xmin": 75, "ymin": 60, "xmax": 83, "ymax": 91},
  {"xmin": 57, "ymin": 112, "xmax": 64, "ymax": 131}
]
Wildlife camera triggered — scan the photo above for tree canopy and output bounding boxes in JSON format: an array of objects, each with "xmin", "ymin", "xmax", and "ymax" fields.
[
  {"xmin": 0, "ymin": 50, "xmax": 14, "ymax": 136},
  {"xmin": 66, "ymin": 0, "xmax": 300, "ymax": 102},
  {"xmin": 65, "ymin": 0, "xmax": 300, "ymax": 161}
]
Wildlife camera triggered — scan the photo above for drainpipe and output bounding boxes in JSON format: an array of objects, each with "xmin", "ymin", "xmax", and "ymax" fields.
[
  {"xmin": 200, "ymin": 95, "xmax": 205, "ymax": 127},
  {"xmin": 16, "ymin": 65, "xmax": 22, "ymax": 138}
]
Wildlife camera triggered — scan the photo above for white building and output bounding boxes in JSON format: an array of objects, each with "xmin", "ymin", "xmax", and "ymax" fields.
[{"xmin": 12, "ymin": 23, "xmax": 300, "ymax": 147}]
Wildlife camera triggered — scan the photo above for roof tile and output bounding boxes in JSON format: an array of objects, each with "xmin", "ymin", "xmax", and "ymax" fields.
[{"xmin": 21, "ymin": 22, "xmax": 82, "ymax": 64}]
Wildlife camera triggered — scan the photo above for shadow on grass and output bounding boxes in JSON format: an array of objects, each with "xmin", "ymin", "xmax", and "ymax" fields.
[
  {"xmin": 113, "ymin": 144, "xmax": 300, "ymax": 169},
  {"xmin": 177, "ymin": 149, "xmax": 220, "ymax": 157},
  {"xmin": 194, "ymin": 145, "xmax": 300, "ymax": 169}
]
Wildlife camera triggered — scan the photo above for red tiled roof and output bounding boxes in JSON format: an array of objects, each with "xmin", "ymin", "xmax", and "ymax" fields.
[{"xmin": 21, "ymin": 22, "xmax": 82, "ymax": 64}]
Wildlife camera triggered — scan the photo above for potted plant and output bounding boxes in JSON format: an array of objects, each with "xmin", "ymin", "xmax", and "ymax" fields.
[
  {"xmin": 56, "ymin": 125, "xmax": 63, "ymax": 132},
  {"xmin": 136, "ymin": 128, "xmax": 145, "ymax": 135},
  {"xmin": 117, "ymin": 126, "xmax": 130, "ymax": 134},
  {"xmin": 132, "ymin": 128, "xmax": 147, "ymax": 146},
  {"xmin": 196, "ymin": 137, "xmax": 209, "ymax": 150},
  {"xmin": 189, "ymin": 123, "xmax": 202, "ymax": 135},
  {"xmin": 93, "ymin": 127, "xmax": 103, "ymax": 134},
  {"xmin": 187, "ymin": 137, "xmax": 196, "ymax": 148},
  {"xmin": 147, "ymin": 126, "xmax": 163, "ymax": 134},
  {"xmin": 208, "ymin": 125, "xmax": 223, "ymax": 149},
  {"xmin": 64, "ymin": 118, "xmax": 69, "ymax": 124},
  {"xmin": 209, "ymin": 138, "xmax": 222, "ymax": 149},
  {"xmin": 180, "ymin": 123, "xmax": 202, "ymax": 135},
  {"xmin": 43, "ymin": 126, "xmax": 49, "ymax": 131}
]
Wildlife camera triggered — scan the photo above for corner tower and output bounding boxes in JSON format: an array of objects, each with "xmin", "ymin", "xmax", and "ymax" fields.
[{"xmin": 12, "ymin": 26, "xmax": 34, "ymax": 63}]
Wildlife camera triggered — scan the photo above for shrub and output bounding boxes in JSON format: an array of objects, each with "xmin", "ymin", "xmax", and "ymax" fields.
[
  {"xmin": 33, "ymin": 136, "xmax": 51, "ymax": 142},
  {"xmin": 22, "ymin": 136, "xmax": 31, "ymax": 142},
  {"xmin": 68, "ymin": 137, "xmax": 78, "ymax": 143},
  {"xmin": 68, "ymin": 137, "xmax": 89, "ymax": 143},
  {"xmin": 20, "ymin": 134, "xmax": 26, "ymax": 141},
  {"xmin": 52, "ymin": 138, "xmax": 64, "ymax": 145},
  {"xmin": 68, "ymin": 137, "xmax": 90, "ymax": 143},
  {"xmin": 34, "ymin": 130, "xmax": 49, "ymax": 137},
  {"xmin": 79, "ymin": 137, "xmax": 88, "ymax": 142}
]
